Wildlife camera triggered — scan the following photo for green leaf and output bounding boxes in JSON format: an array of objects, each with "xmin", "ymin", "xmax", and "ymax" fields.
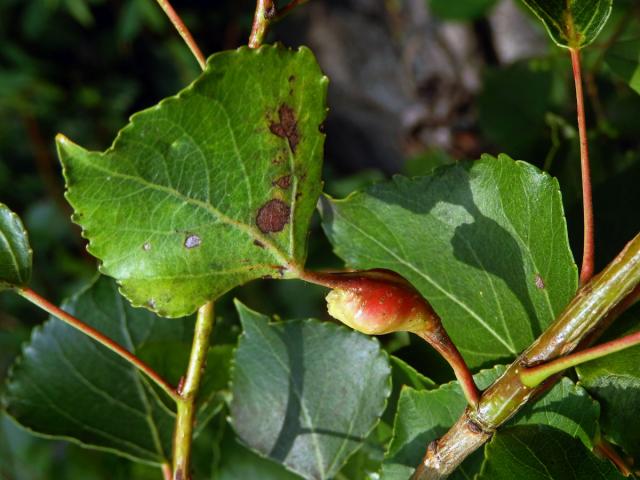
[
  {"xmin": 477, "ymin": 425, "xmax": 624, "ymax": 479},
  {"xmin": 2, "ymin": 276, "xmax": 229, "ymax": 465},
  {"xmin": 577, "ymin": 317, "xmax": 640, "ymax": 462},
  {"xmin": 429, "ymin": 0, "xmax": 498, "ymax": 21},
  {"xmin": 230, "ymin": 301, "xmax": 392, "ymax": 480},
  {"xmin": 0, "ymin": 203, "xmax": 32, "ymax": 289},
  {"xmin": 509, "ymin": 377, "xmax": 600, "ymax": 449},
  {"xmin": 214, "ymin": 422, "xmax": 303, "ymax": 480},
  {"xmin": 606, "ymin": 37, "xmax": 640, "ymax": 95},
  {"xmin": 383, "ymin": 356, "xmax": 435, "ymax": 425},
  {"xmin": 382, "ymin": 366, "xmax": 504, "ymax": 480},
  {"xmin": 321, "ymin": 154, "xmax": 577, "ymax": 368},
  {"xmin": 382, "ymin": 369, "xmax": 599, "ymax": 479},
  {"xmin": 520, "ymin": 0, "xmax": 613, "ymax": 48},
  {"xmin": 57, "ymin": 45, "xmax": 328, "ymax": 317}
]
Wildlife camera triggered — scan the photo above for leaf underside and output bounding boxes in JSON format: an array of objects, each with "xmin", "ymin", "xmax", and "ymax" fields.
[
  {"xmin": 521, "ymin": 0, "xmax": 613, "ymax": 48},
  {"xmin": 0, "ymin": 203, "xmax": 32, "ymax": 290},
  {"xmin": 57, "ymin": 45, "xmax": 328, "ymax": 318}
]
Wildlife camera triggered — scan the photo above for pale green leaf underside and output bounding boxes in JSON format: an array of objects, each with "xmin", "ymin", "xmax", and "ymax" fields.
[
  {"xmin": 230, "ymin": 302, "xmax": 391, "ymax": 480},
  {"xmin": 57, "ymin": 45, "xmax": 328, "ymax": 317},
  {"xmin": 2, "ymin": 276, "xmax": 227, "ymax": 465},
  {"xmin": 321, "ymin": 154, "xmax": 578, "ymax": 368},
  {"xmin": 521, "ymin": 0, "xmax": 612, "ymax": 48},
  {"xmin": 0, "ymin": 203, "xmax": 32, "ymax": 289}
]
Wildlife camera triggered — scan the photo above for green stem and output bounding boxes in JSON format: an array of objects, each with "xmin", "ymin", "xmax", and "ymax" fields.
[
  {"xmin": 16, "ymin": 287, "xmax": 179, "ymax": 402},
  {"xmin": 413, "ymin": 233, "xmax": 640, "ymax": 479},
  {"xmin": 521, "ymin": 329, "xmax": 640, "ymax": 388},
  {"xmin": 570, "ymin": 47, "xmax": 595, "ymax": 286},
  {"xmin": 172, "ymin": 301, "xmax": 215, "ymax": 480},
  {"xmin": 154, "ymin": 0, "xmax": 206, "ymax": 70}
]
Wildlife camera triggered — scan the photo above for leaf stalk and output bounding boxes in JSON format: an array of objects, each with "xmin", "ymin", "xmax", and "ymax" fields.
[
  {"xmin": 171, "ymin": 301, "xmax": 215, "ymax": 480},
  {"xmin": 570, "ymin": 47, "xmax": 595, "ymax": 285},
  {"xmin": 154, "ymin": 0, "xmax": 206, "ymax": 70},
  {"xmin": 520, "ymin": 329, "xmax": 640, "ymax": 388},
  {"xmin": 16, "ymin": 287, "xmax": 180, "ymax": 402}
]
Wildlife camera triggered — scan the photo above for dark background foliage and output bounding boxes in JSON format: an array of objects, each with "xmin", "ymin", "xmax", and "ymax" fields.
[{"xmin": 1, "ymin": 0, "xmax": 639, "ymax": 478}]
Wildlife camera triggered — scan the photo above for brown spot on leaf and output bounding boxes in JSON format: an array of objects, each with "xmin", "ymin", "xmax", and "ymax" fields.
[
  {"xmin": 256, "ymin": 199, "xmax": 290, "ymax": 233},
  {"xmin": 535, "ymin": 274, "xmax": 545, "ymax": 289},
  {"xmin": 269, "ymin": 104, "xmax": 300, "ymax": 153},
  {"xmin": 288, "ymin": 75, "xmax": 295, "ymax": 83},
  {"xmin": 175, "ymin": 468, "xmax": 184, "ymax": 480},
  {"xmin": 274, "ymin": 174, "xmax": 292, "ymax": 189},
  {"xmin": 253, "ymin": 239, "xmax": 265, "ymax": 248},
  {"xmin": 185, "ymin": 234, "xmax": 201, "ymax": 249}
]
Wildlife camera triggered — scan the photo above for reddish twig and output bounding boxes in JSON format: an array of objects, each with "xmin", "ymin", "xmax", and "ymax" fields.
[
  {"xmin": 155, "ymin": 0, "xmax": 206, "ymax": 70},
  {"xmin": 16, "ymin": 287, "xmax": 179, "ymax": 402},
  {"xmin": 570, "ymin": 47, "xmax": 595, "ymax": 286}
]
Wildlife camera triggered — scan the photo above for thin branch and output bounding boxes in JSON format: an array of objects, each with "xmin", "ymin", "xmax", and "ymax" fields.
[
  {"xmin": 248, "ymin": 0, "xmax": 309, "ymax": 48},
  {"xmin": 413, "ymin": 233, "xmax": 640, "ymax": 479},
  {"xmin": 172, "ymin": 301, "xmax": 215, "ymax": 480},
  {"xmin": 16, "ymin": 287, "xmax": 179, "ymax": 402},
  {"xmin": 154, "ymin": 0, "xmax": 206, "ymax": 70},
  {"xmin": 570, "ymin": 47, "xmax": 595, "ymax": 285},
  {"xmin": 248, "ymin": 0, "xmax": 275, "ymax": 48},
  {"xmin": 520, "ymin": 329, "xmax": 640, "ymax": 388}
]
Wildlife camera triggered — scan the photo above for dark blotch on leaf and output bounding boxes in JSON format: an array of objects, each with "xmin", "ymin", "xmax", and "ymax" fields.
[
  {"xmin": 253, "ymin": 239, "xmax": 265, "ymax": 248},
  {"xmin": 185, "ymin": 234, "xmax": 201, "ymax": 249},
  {"xmin": 269, "ymin": 104, "xmax": 300, "ymax": 153},
  {"xmin": 274, "ymin": 174, "xmax": 292, "ymax": 189},
  {"xmin": 256, "ymin": 199, "xmax": 290, "ymax": 233}
]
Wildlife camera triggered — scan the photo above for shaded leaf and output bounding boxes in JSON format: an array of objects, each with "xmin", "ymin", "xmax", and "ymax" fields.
[
  {"xmin": 577, "ymin": 314, "xmax": 640, "ymax": 462},
  {"xmin": 214, "ymin": 421, "xmax": 302, "ymax": 480},
  {"xmin": 2, "ymin": 276, "xmax": 229, "ymax": 465},
  {"xmin": 0, "ymin": 203, "xmax": 32, "ymax": 289},
  {"xmin": 509, "ymin": 377, "xmax": 600, "ymax": 449},
  {"xmin": 383, "ymin": 369, "xmax": 600, "ymax": 479},
  {"xmin": 381, "ymin": 366, "xmax": 504, "ymax": 480},
  {"xmin": 57, "ymin": 45, "xmax": 328, "ymax": 317},
  {"xmin": 321, "ymin": 154, "xmax": 577, "ymax": 368},
  {"xmin": 230, "ymin": 301, "xmax": 392, "ymax": 480},
  {"xmin": 520, "ymin": 0, "xmax": 613, "ymax": 48},
  {"xmin": 606, "ymin": 37, "xmax": 640, "ymax": 95},
  {"xmin": 478, "ymin": 425, "xmax": 624, "ymax": 479}
]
